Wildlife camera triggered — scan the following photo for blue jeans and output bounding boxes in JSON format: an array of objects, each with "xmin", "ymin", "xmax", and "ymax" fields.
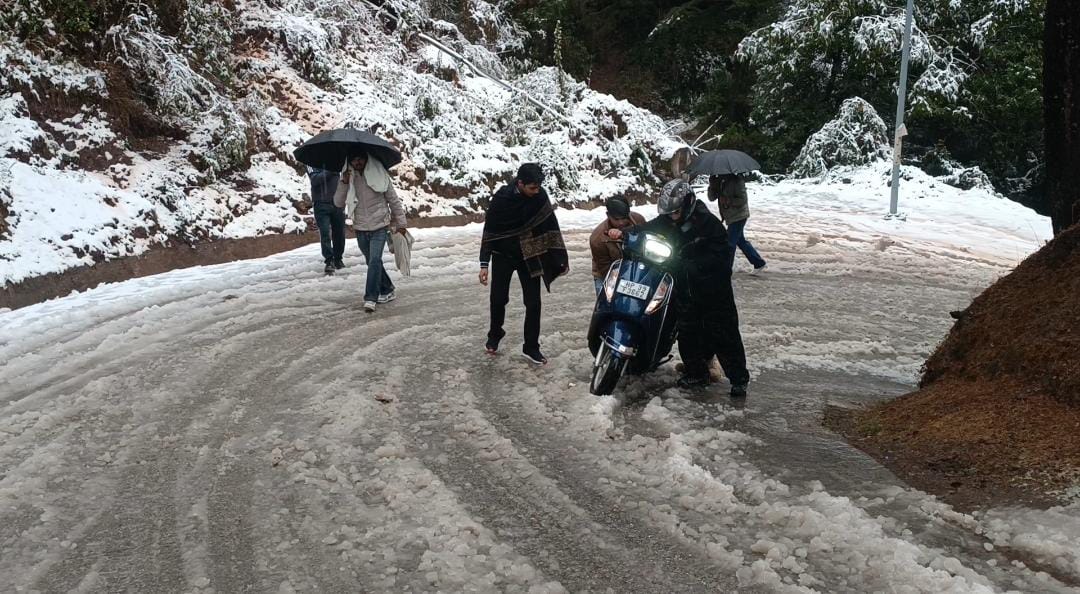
[
  {"xmin": 355, "ymin": 228, "xmax": 394, "ymax": 302},
  {"xmin": 314, "ymin": 203, "xmax": 346, "ymax": 264},
  {"xmin": 727, "ymin": 219, "xmax": 766, "ymax": 270},
  {"xmin": 594, "ymin": 277, "xmax": 604, "ymax": 296}
]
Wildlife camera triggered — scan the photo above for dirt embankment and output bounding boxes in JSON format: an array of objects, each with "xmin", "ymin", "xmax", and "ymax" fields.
[
  {"xmin": 829, "ymin": 224, "xmax": 1080, "ymax": 509},
  {"xmin": 1, "ymin": 213, "xmax": 482, "ymax": 311}
]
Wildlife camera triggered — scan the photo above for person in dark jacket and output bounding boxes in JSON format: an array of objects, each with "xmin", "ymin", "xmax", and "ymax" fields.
[
  {"xmin": 608, "ymin": 180, "xmax": 750, "ymax": 397},
  {"xmin": 709, "ymin": 173, "xmax": 767, "ymax": 273},
  {"xmin": 478, "ymin": 163, "xmax": 569, "ymax": 365},
  {"xmin": 307, "ymin": 166, "xmax": 346, "ymax": 274}
]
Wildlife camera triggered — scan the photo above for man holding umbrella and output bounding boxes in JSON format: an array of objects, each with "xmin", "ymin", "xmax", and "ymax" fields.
[
  {"xmin": 335, "ymin": 151, "xmax": 407, "ymax": 313},
  {"xmin": 294, "ymin": 128, "xmax": 408, "ymax": 312},
  {"xmin": 689, "ymin": 150, "xmax": 768, "ymax": 273}
]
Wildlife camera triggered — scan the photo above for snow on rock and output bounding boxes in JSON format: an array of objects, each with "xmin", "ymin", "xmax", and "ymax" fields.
[
  {"xmin": 0, "ymin": 94, "xmax": 48, "ymax": 160},
  {"xmin": 790, "ymin": 97, "xmax": 891, "ymax": 179}
]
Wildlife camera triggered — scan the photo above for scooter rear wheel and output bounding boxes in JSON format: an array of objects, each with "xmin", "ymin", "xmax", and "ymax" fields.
[{"xmin": 590, "ymin": 346, "xmax": 628, "ymax": 395}]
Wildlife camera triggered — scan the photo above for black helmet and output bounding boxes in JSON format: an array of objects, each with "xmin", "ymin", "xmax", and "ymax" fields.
[
  {"xmin": 657, "ymin": 180, "xmax": 695, "ymax": 217},
  {"xmin": 605, "ymin": 195, "xmax": 631, "ymax": 219}
]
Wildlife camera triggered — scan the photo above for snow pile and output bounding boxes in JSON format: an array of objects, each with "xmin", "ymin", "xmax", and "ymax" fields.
[
  {"xmin": 0, "ymin": 0, "xmax": 683, "ymax": 287},
  {"xmin": 981, "ymin": 504, "xmax": 1080, "ymax": 582},
  {"xmin": 790, "ymin": 97, "xmax": 891, "ymax": 179}
]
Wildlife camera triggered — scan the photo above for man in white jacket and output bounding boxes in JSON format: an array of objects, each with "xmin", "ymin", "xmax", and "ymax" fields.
[{"xmin": 334, "ymin": 151, "xmax": 408, "ymax": 312}]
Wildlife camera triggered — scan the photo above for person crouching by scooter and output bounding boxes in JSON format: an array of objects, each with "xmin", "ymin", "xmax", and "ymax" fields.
[
  {"xmin": 590, "ymin": 196, "xmax": 646, "ymax": 295},
  {"xmin": 607, "ymin": 180, "xmax": 751, "ymax": 398}
]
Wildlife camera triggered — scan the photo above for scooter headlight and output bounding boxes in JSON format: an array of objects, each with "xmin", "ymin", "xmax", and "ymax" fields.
[
  {"xmin": 643, "ymin": 236, "xmax": 672, "ymax": 263},
  {"xmin": 603, "ymin": 261, "xmax": 621, "ymax": 302},
  {"xmin": 644, "ymin": 274, "xmax": 673, "ymax": 315}
]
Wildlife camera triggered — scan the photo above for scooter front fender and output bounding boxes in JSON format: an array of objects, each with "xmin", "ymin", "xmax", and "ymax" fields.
[{"xmin": 602, "ymin": 319, "xmax": 640, "ymax": 358}]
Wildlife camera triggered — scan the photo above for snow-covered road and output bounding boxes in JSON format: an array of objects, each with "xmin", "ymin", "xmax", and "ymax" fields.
[{"xmin": 3, "ymin": 175, "xmax": 1079, "ymax": 593}]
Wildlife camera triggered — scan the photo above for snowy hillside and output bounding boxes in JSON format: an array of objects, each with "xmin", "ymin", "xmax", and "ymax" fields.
[{"xmin": 0, "ymin": 0, "xmax": 683, "ymax": 287}]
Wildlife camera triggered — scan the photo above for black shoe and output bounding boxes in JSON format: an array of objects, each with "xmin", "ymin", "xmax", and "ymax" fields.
[
  {"xmin": 323, "ymin": 263, "xmax": 335, "ymax": 275},
  {"xmin": 333, "ymin": 259, "xmax": 345, "ymax": 270},
  {"xmin": 521, "ymin": 347, "xmax": 548, "ymax": 365},
  {"xmin": 676, "ymin": 375, "xmax": 709, "ymax": 390},
  {"xmin": 730, "ymin": 383, "xmax": 748, "ymax": 399},
  {"xmin": 485, "ymin": 330, "xmax": 505, "ymax": 355}
]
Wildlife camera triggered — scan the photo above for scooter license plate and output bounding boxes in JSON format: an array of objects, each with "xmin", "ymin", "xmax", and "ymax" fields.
[{"xmin": 616, "ymin": 279, "xmax": 650, "ymax": 300}]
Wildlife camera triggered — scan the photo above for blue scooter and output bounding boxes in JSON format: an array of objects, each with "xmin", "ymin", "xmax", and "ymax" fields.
[{"xmin": 587, "ymin": 229, "xmax": 679, "ymax": 395}]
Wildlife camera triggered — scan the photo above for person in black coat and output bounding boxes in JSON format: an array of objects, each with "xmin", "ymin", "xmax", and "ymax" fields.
[
  {"xmin": 307, "ymin": 166, "xmax": 346, "ymax": 274},
  {"xmin": 608, "ymin": 180, "xmax": 750, "ymax": 397},
  {"xmin": 478, "ymin": 163, "xmax": 569, "ymax": 365}
]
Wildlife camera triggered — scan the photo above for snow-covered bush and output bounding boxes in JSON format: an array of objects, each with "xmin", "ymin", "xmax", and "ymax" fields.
[
  {"xmin": 189, "ymin": 105, "xmax": 252, "ymax": 180},
  {"xmin": 276, "ymin": 11, "xmax": 340, "ymax": 86},
  {"xmin": 182, "ymin": 0, "xmax": 236, "ymax": 85},
  {"xmin": 526, "ymin": 135, "xmax": 580, "ymax": 201},
  {"xmin": 107, "ymin": 4, "xmax": 220, "ymax": 118},
  {"xmin": 790, "ymin": 97, "xmax": 890, "ymax": 178}
]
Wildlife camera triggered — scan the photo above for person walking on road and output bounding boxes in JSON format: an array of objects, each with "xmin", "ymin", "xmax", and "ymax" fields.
[
  {"xmin": 479, "ymin": 163, "xmax": 569, "ymax": 365},
  {"xmin": 334, "ymin": 151, "xmax": 408, "ymax": 313},
  {"xmin": 308, "ymin": 166, "xmax": 345, "ymax": 275},
  {"xmin": 590, "ymin": 196, "xmax": 645, "ymax": 295},
  {"xmin": 709, "ymin": 173, "xmax": 767, "ymax": 274}
]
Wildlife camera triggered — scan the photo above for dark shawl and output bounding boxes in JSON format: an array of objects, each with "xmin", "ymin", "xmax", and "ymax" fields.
[{"xmin": 480, "ymin": 185, "xmax": 569, "ymax": 290}]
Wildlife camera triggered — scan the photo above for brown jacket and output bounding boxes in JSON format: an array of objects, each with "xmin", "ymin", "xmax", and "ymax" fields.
[{"xmin": 590, "ymin": 212, "xmax": 646, "ymax": 278}]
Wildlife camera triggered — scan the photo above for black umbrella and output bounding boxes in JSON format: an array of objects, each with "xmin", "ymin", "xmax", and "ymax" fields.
[
  {"xmin": 293, "ymin": 128, "xmax": 402, "ymax": 171},
  {"xmin": 687, "ymin": 149, "xmax": 761, "ymax": 177}
]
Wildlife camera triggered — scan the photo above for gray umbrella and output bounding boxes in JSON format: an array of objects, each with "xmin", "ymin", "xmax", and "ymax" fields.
[{"xmin": 687, "ymin": 149, "xmax": 761, "ymax": 177}]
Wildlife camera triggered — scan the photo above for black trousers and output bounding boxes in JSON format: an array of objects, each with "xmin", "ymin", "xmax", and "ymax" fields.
[
  {"xmin": 314, "ymin": 202, "xmax": 346, "ymax": 264},
  {"xmin": 488, "ymin": 253, "xmax": 542, "ymax": 351},
  {"xmin": 676, "ymin": 280, "xmax": 750, "ymax": 385}
]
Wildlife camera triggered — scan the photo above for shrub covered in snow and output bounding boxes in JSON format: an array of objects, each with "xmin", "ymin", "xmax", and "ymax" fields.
[{"xmin": 790, "ymin": 98, "xmax": 890, "ymax": 179}]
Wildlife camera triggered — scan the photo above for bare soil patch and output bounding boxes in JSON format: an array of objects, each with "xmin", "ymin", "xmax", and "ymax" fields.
[{"xmin": 828, "ymin": 224, "xmax": 1080, "ymax": 509}]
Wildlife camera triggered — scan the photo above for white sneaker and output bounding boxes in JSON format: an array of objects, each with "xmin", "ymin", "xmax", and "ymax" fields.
[
  {"xmin": 377, "ymin": 291, "xmax": 396, "ymax": 304},
  {"xmin": 750, "ymin": 264, "xmax": 768, "ymax": 275},
  {"xmin": 363, "ymin": 301, "xmax": 376, "ymax": 313}
]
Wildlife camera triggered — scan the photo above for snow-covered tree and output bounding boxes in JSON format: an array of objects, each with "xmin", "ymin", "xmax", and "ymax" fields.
[
  {"xmin": 790, "ymin": 97, "xmax": 890, "ymax": 178},
  {"xmin": 737, "ymin": 0, "xmax": 1044, "ymax": 195}
]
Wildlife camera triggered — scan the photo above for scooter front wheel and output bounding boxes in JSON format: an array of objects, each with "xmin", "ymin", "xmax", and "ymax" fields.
[{"xmin": 590, "ymin": 345, "xmax": 628, "ymax": 395}]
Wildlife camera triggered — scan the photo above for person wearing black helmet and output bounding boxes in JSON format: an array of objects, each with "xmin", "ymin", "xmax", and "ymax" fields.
[
  {"xmin": 589, "ymin": 195, "xmax": 646, "ymax": 295},
  {"xmin": 608, "ymin": 179, "xmax": 750, "ymax": 397}
]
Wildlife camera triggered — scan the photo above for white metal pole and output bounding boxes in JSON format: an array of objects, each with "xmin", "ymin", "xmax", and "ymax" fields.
[{"xmin": 889, "ymin": 0, "xmax": 915, "ymax": 216}]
